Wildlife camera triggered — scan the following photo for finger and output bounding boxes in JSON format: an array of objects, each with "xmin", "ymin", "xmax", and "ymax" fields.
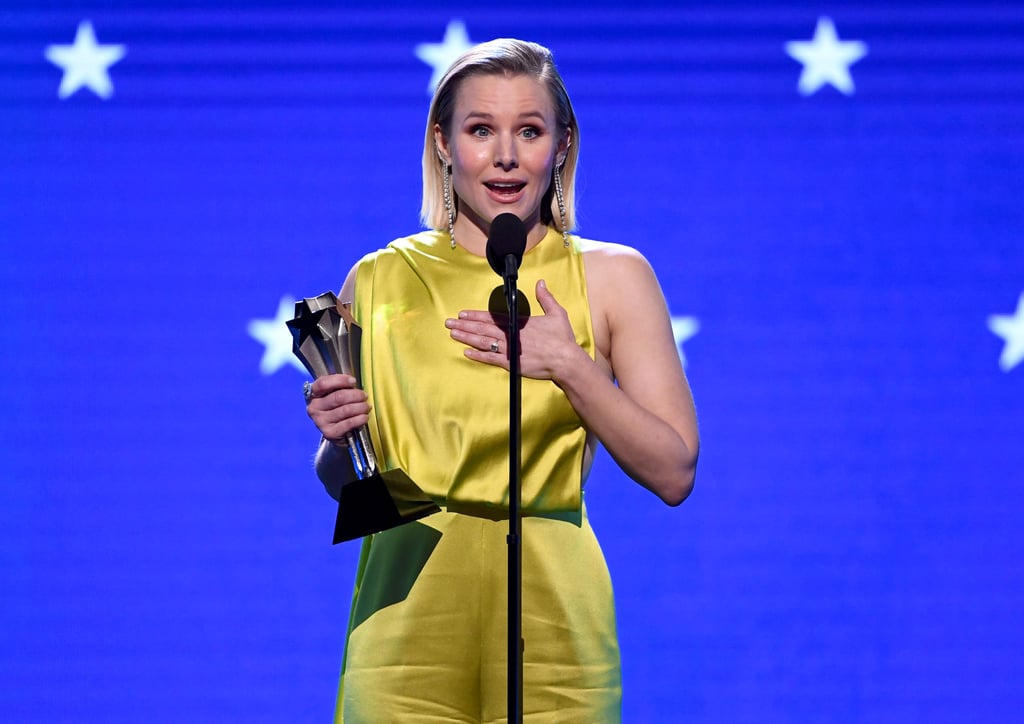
[
  {"xmin": 307, "ymin": 390, "xmax": 368, "ymax": 420},
  {"xmin": 315, "ymin": 401, "xmax": 371, "ymax": 426},
  {"xmin": 447, "ymin": 324, "xmax": 502, "ymax": 352},
  {"xmin": 456, "ymin": 310, "xmax": 503, "ymax": 324},
  {"xmin": 321, "ymin": 414, "xmax": 371, "ymax": 443},
  {"xmin": 535, "ymin": 279, "xmax": 564, "ymax": 315},
  {"xmin": 446, "ymin": 312, "xmax": 504, "ymax": 336},
  {"xmin": 320, "ymin": 387, "xmax": 368, "ymax": 410},
  {"xmin": 310, "ymin": 400, "xmax": 371, "ymax": 431},
  {"xmin": 464, "ymin": 345, "xmax": 510, "ymax": 368},
  {"xmin": 311, "ymin": 374, "xmax": 357, "ymax": 397},
  {"xmin": 446, "ymin": 319, "xmax": 503, "ymax": 341}
]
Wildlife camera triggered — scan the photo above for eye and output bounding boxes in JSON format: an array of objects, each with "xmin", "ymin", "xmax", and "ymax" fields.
[
  {"xmin": 521, "ymin": 126, "xmax": 541, "ymax": 139},
  {"xmin": 470, "ymin": 125, "xmax": 490, "ymax": 138}
]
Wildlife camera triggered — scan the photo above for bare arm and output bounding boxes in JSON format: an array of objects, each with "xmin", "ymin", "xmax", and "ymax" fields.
[
  {"xmin": 314, "ymin": 438, "xmax": 355, "ymax": 501},
  {"xmin": 446, "ymin": 245, "xmax": 698, "ymax": 505},
  {"xmin": 564, "ymin": 246, "xmax": 698, "ymax": 504}
]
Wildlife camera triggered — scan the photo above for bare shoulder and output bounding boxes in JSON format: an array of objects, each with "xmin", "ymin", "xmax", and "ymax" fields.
[
  {"xmin": 339, "ymin": 261, "xmax": 359, "ymax": 304},
  {"xmin": 340, "ymin": 241, "xmax": 415, "ymax": 303},
  {"xmin": 578, "ymin": 238, "xmax": 668, "ymax": 371},
  {"xmin": 579, "ymin": 238, "xmax": 649, "ymax": 264},
  {"xmin": 579, "ymin": 238, "xmax": 662, "ymax": 300},
  {"xmin": 339, "ymin": 248, "xmax": 384, "ymax": 304}
]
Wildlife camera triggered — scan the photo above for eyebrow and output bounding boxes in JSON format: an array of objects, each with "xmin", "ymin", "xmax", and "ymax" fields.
[{"xmin": 463, "ymin": 111, "xmax": 548, "ymax": 123}]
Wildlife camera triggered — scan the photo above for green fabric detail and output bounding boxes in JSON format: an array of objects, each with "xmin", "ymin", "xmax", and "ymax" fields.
[{"xmin": 349, "ymin": 521, "xmax": 443, "ymax": 632}]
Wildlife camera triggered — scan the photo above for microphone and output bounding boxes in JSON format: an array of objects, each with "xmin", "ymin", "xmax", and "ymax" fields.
[{"xmin": 486, "ymin": 213, "xmax": 527, "ymax": 279}]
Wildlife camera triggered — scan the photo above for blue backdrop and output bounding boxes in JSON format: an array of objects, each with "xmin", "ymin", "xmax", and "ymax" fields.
[{"xmin": 2, "ymin": 2, "xmax": 1023, "ymax": 721}]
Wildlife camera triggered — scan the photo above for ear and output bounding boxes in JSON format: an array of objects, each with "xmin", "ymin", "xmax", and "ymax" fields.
[
  {"xmin": 434, "ymin": 123, "xmax": 451, "ymax": 165},
  {"xmin": 556, "ymin": 127, "xmax": 572, "ymax": 167}
]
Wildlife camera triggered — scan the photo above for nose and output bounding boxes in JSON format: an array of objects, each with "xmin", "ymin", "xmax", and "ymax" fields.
[{"xmin": 493, "ymin": 134, "xmax": 518, "ymax": 172}]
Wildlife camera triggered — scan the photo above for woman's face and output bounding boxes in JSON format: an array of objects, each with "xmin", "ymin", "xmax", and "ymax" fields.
[{"xmin": 436, "ymin": 73, "xmax": 568, "ymax": 245}]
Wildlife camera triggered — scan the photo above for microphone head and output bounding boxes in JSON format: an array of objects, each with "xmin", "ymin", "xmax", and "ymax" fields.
[{"xmin": 485, "ymin": 213, "xmax": 527, "ymax": 276}]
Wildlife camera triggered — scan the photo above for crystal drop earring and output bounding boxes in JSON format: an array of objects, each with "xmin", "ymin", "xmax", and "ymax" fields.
[
  {"xmin": 441, "ymin": 157, "xmax": 456, "ymax": 249},
  {"xmin": 553, "ymin": 162, "xmax": 569, "ymax": 248}
]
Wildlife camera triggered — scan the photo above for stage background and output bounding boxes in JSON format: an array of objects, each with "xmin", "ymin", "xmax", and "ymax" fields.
[{"xmin": 2, "ymin": 1, "xmax": 1022, "ymax": 721}]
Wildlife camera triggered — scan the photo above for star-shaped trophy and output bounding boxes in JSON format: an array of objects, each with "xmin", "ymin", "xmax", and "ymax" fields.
[{"xmin": 288, "ymin": 292, "xmax": 439, "ymax": 543}]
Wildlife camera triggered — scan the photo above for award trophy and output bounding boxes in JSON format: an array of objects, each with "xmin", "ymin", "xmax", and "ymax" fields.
[{"xmin": 288, "ymin": 292, "xmax": 439, "ymax": 543}]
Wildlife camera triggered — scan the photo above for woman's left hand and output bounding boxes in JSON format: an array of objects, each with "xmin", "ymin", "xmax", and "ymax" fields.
[{"xmin": 445, "ymin": 279, "xmax": 588, "ymax": 381}]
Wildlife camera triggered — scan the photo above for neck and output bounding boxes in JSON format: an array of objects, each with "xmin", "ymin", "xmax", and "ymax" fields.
[{"xmin": 452, "ymin": 210, "xmax": 549, "ymax": 257}]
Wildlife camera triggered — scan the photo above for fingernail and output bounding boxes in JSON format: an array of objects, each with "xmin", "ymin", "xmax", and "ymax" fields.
[
  {"xmin": 444, "ymin": 319, "xmax": 454, "ymax": 328},
  {"xmin": 459, "ymin": 311, "xmax": 468, "ymax": 319}
]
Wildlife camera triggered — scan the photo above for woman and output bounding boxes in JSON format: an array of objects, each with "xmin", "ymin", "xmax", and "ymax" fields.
[{"xmin": 306, "ymin": 38, "xmax": 698, "ymax": 722}]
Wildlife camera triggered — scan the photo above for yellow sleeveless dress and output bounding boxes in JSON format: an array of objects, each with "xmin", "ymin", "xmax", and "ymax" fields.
[{"xmin": 336, "ymin": 227, "xmax": 621, "ymax": 723}]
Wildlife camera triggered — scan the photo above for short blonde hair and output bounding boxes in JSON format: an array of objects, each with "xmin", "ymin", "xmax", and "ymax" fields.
[{"xmin": 420, "ymin": 38, "xmax": 580, "ymax": 231}]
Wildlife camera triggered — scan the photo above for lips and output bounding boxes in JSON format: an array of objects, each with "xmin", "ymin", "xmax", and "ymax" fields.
[{"xmin": 484, "ymin": 181, "xmax": 526, "ymax": 197}]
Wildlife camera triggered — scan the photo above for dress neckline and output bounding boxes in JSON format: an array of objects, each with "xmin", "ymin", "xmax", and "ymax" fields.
[{"xmin": 424, "ymin": 226, "xmax": 569, "ymax": 266}]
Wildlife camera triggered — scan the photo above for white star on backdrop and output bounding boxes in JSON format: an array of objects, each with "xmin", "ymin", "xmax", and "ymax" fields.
[
  {"xmin": 987, "ymin": 292, "xmax": 1024, "ymax": 372},
  {"xmin": 45, "ymin": 20, "xmax": 126, "ymax": 99},
  {"xmin": 785, "ymin": 17, "xmax": 867, "ymax": 96},
  {"xmin": 248, "ymin": 296, "xmax": 306, "ymax": 376},
  {"xmin": 415, "ymin": 20, "xmax": 474, "ymax": 94},
  {"xmin": 672, "ymin": 316, "xmax": 700, "ymax": 367}
]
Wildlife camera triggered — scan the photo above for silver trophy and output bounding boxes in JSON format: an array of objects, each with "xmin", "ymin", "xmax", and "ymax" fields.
[{"xmin": 288, "ymin": 292, "xmax": 439, "ymax": 543}]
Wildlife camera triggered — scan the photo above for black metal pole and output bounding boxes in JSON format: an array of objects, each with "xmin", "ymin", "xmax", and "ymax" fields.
[{"xmin": 504, "ymin": 255, "xmax": 523, "ymax": 724}]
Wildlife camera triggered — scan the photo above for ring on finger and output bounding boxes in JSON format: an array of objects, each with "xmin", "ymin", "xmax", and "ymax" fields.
[
  {"xmin": 303, "ymin": 380, "xmax": 314, "ymax": 404},
  {"xmin": 489, "ymin": 340, "xmax": 500, "ymax": 353}
]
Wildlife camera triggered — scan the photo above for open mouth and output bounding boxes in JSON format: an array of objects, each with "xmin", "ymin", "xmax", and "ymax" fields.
[{"xmin": 485, "ymin": 181, "xmax": 526, "ymax": 197}]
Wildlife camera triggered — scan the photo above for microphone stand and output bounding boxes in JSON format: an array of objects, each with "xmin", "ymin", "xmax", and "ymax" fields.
[{"xmin": 502, "ymin": 253, "xmax": 524, "ymax": 724}]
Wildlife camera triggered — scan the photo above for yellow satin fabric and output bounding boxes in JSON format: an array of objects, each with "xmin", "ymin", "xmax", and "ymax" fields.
[
  {"xmin": 337, "ymin": 509, "xmax": 622, "ymax": 723},
  {"xmin": 337, "ymin": 227, "xmax": 621, "ymax": 722},
  {"xmin": 352, "ymin": 226, "xmax": 595, "ymax": 519}
]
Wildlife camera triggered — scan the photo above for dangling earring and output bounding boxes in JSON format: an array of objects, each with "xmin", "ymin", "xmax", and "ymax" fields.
[
  {"xmin": 441, "ymin": 157, "xmax": 456, "ymax": 249},
  {"xmin": 553, "ymin": 161, "xmax": 569, "ymax": 248}
]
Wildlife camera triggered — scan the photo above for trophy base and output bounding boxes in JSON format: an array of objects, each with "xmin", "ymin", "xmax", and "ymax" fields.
[{"xmin": 333, "ymin": 468, "xmax": 441, "ymax": 543}]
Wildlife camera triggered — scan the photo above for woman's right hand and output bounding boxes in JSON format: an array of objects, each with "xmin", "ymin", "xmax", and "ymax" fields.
[{"xmin": 306, "ymin": 374, "xmax": 370, "ymax": 445}]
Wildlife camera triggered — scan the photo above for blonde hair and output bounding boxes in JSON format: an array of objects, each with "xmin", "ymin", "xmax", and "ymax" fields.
[{"xmin": 420, "ymin": 38, "xmax": 580, "ymax": 231}]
